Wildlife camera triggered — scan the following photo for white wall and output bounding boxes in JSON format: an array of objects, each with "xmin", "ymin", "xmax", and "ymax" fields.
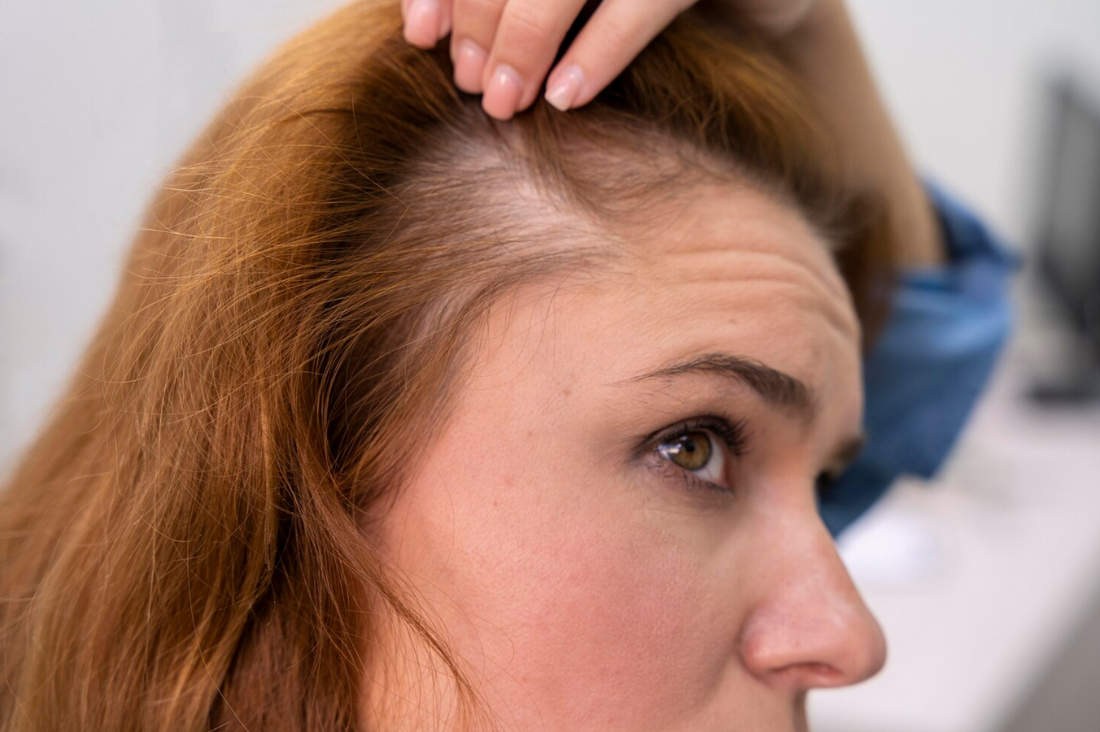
[
  {"xmin": 0, "ymin": 0, "xmax": 347, "ymax": 472},
  {"xmin": 849, "ymin": 0, "xmax": 1100, "ymax": 242}
]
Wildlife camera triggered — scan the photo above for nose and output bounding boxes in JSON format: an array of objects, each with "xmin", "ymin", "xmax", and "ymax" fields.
[{"xmin": 737, "ymin": 519, "xmax": 887, "ymax": 691}]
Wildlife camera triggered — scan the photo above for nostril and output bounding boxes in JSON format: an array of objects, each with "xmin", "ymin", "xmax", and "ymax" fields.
[
  {"xmin": 771, "ymin": 661, "xmax": 844, "ymax": 688},
  {"xmin": 800, "ymin": 662, "xmax": 843, "ymax": 681}
]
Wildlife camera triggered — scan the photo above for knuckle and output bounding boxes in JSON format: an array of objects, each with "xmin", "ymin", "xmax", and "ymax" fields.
[
  {"xmin": 502, "ymin": 3, "xmax": 554, "ymax": 41},
  {"xmin": 453, "ymin": 0, "xmax": 504, "ymax": 29}
]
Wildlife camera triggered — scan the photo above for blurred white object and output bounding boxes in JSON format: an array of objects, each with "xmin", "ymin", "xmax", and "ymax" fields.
[{"xmin": 837, "ymin": 504, "xmax": 945, "ymax": 590}]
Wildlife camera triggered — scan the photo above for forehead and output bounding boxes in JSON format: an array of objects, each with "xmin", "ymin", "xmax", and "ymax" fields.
[
  {"xmin": 620, "ymin": 182, "xmax": 859, "ymax": 363},
  {"xmin": 463, "ymin": 182, "xmax": 862, "ymax": 422}
]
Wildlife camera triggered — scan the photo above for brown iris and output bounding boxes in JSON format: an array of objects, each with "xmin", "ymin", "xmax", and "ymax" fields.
[{"xmin": 658, "ymin": 431, "xmax": 713, "ymax": 471}]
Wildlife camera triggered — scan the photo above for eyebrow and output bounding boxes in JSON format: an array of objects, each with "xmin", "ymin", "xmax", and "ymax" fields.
[{"xmin": 621, "ymin": 352, "xmax": 818, "ymax": 420}]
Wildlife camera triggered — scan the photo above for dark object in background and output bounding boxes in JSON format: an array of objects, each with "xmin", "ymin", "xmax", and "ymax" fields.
[{"xmin": 1028, "ymin": 74, "xmax": 1100, "ymax": 403}]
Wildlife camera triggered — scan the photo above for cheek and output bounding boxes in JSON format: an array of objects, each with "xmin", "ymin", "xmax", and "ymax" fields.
[
  {"xmin": 508, "ymin": 530, "xmax": 716, "ymax": 727},
  {"xmin": 384, "ymin": 465, "xmax": 732, "ymax": 731}
]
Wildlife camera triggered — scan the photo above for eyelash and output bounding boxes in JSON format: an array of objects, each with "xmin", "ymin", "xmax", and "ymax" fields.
[
  {"xmin": 647, "ymin": 415, "xmax": 749, "ymax": 496},
  {"xmin": 646, "ymin": 416, "xmax": 848, "ymax": 500}
]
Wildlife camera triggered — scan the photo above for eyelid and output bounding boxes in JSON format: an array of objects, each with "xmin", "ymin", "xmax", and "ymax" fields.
[
  {"xmin": 642, "ymin": 415, "xmax": 749, "ymax": 458},
  {"xmin": 643, "ymin": 415, "xmax": 749, "ymax": 494}
]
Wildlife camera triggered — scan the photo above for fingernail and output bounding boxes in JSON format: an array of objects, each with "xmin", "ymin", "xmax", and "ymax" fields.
[
  {"xmin": 454, "ymin": 39, "xmax": 488, "ymax": 93},
  {"xmin": 544, "ymin": 64, "xmax": 584, "ymax": 112},
  {"xmin": 404, "ymin": 0, "xmax": 440, "ymax": 48},
  {"xmin": 482, "ymin": 63, "xmax": 523, "ymax": 120}
]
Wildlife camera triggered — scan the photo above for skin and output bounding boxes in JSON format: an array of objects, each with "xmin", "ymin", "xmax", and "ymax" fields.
[{"xmin": 363, "ymin": 182, "xmax": 887, "ymax": 731}]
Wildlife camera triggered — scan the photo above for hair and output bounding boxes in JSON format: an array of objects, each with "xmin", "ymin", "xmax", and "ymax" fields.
[{"xmin": 0, "ymin": 1, "xmax": 892, "ymax": 730}]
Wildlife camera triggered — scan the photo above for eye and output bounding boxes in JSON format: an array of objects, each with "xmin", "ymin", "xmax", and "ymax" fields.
[
  {"xmin": 652, "ymin": 418, "xmax": 745, "ymax": 494},
  {"xmin": 658, "ymin": 428, "xmax": 719, "ymax": 470}
]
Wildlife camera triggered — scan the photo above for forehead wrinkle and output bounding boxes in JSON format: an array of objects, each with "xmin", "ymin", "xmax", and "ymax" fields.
[
  {"xmin": 647, "ymin": 245, "xmax": 859, "ymax": 341},
  {"xmin": 651, "ymin": 276, "xmax": 860, "ymax": 354},
  {"xmin": 628, "ymin": 220, "xmax": 858, "ymax": 333},
  {"xmin": 664, "ymin": 243, "xmax": 850, "ymax": 302}
]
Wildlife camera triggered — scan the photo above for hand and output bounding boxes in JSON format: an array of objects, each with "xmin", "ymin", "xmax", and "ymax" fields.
[
  {"xmin": 401, "ymin": 0, "xmax": 943, "ymax": 266},
  {"xmin": 400, "ymin": 0, "xmax": 824, "ymax": 120}
]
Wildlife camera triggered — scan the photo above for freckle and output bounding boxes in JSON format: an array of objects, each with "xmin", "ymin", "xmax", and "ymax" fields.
[{"xmin": 561, "ymin": 387, "xmax": 572, "ymax": 397}]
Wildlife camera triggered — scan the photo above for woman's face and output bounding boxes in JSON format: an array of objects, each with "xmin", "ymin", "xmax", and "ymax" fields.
[{"xmin": 367, "ymin": 183, "xmax": 886, "ymax": 732}]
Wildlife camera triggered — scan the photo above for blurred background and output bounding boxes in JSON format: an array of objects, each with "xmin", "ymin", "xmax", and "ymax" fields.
[{"xmin": 1, "ymin": 1, "xmax": 1098, "ymax": 730}]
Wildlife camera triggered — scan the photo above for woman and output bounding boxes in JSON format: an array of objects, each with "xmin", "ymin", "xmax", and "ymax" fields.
[{"xmin": 0, "ymin": 0, "xmax": 1012, "ymax": 730}]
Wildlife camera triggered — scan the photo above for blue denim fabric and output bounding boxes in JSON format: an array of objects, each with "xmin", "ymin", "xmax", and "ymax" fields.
[{"xmin": 820, "ymin": 182, "xmax": 1020, "ymax": 537}]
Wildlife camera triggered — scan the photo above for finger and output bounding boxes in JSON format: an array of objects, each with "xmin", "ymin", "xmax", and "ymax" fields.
[
  {"xmin": 450, "ymin": 0, "xmax": 507, "ymax": 94},
  {"xmin": 402, "ymin": 0, "xmax": 448, "ymax": 48},
  {"xmin": 479, "ymin": 0, "xmax": 589, "ymax": 120},
  {"xmin": 544, "ymin": 0, "xmax": 694, "ymax": 112},
  {"xmin": 439, "ymin": 0, "xmax": 453, "ymax": 38}
]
